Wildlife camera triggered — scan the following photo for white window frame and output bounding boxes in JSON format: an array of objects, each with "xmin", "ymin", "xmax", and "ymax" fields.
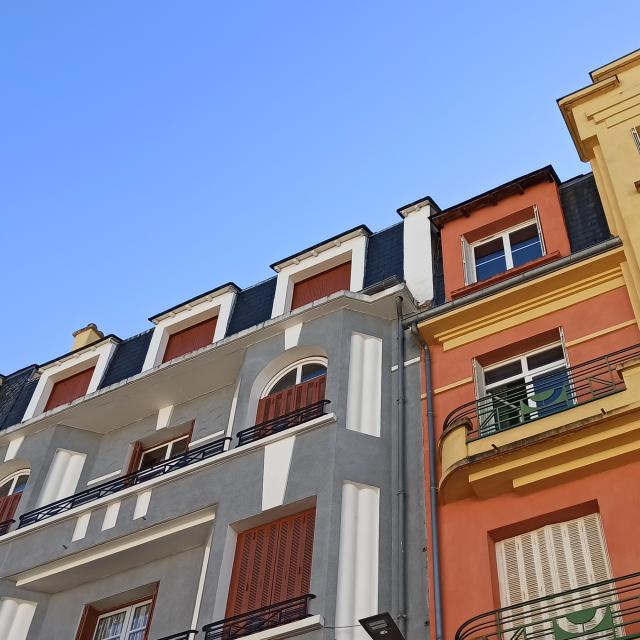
[
  {"xmin": 0, "ymin": 471, "xmax": 29, "ymax": 496},
  {"xmin": 93, "ymin": 599, "xmax": 153, "ymax": 640},
  {"xmin": 632, "ymin": 126, "xmax": 640, "ymax": 155},
  {"xmin": 23, "ymin": 339, "xmax": 119, "ymax": 421},
  {"xmin": 464, "ymin": 215, "xmax": 546, "ymax": 285},
  {"xmin": 139, "ymin": 435, "xmax": 190, "ymax": 469},
  {"xmin": 262, "ymin": 357, "xmax": 328, "ymax": 397},
  {"xmin": 142, "ymin": 286, "xmax": 238, "ymax": 372}
]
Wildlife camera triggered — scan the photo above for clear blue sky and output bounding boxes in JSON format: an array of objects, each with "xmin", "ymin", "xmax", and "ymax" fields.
[{"xmin": 1, "ymin": 2, "xmax": 638, "ymax": 374}]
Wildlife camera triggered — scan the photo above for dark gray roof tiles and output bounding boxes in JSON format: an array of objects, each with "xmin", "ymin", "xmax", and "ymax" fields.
[
  {"xmin": 363, "ymin": 223, "xmax": 404, "ymax": 288},
  {"xmin": 99, "ymin": 330, "xmax": 154, "ymax": 389}
]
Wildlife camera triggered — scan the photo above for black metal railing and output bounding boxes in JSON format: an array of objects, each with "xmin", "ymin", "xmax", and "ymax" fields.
[
  {"xmin": 237, "ymin": 401, "xmax": 330, "ymax": 446},
  {"xmin": 18, "ymin": 436, "xmax": 230, "ymax": 528},
  {"xmin": 0, "ymin": 519, "xmax": 14, "ymax": 536},
  {"xmin": 203, "ymin": 595, "xmax": 315, "ymax": 640},
  {"xmin": 444, "ymin": 344, "xmax": 640, "ymax": 441},
  {"xmin": 455, "ymin": 571, "xmax": 640, "ymax": 640},
  {"xmin": 157, "ymin": 632, "xmax": 198, "ymax": 640}
]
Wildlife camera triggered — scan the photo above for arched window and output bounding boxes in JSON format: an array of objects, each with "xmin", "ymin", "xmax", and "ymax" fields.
[
  {"xmin": 257, "ymin": 358, "xmax": 328, "ymax": 425},
  {"xmin": 0, "ymin": 470, "xmax": 29, "ymax": 530}
]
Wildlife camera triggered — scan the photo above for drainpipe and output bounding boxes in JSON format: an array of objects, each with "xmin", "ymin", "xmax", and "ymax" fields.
[
  {"xmin": 395, "ymin": 296, "xmax": 407, "ymax": 639},
  {"xmin": 409, "ymin": 324, "xmax": 444, "ymax": 640}
]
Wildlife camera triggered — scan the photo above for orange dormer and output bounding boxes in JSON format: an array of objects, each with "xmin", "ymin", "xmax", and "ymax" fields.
[{"xmin": 432, "ymin": 166, "xmax": 571, "ymax": 301}]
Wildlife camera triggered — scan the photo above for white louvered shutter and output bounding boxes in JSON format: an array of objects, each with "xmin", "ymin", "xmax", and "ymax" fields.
[
  {"xmin": 533, "ymin": 205, "xmax": 547, "ymax": 256},
  {"xmin": 461, "ymin": 236, "xmax": 475, "ymax": 285}
]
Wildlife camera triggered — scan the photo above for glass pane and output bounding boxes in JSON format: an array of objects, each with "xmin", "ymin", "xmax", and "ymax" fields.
[
  {"xmin": 170, "ymin": 437, "xmax": 189, "ymax": 457},
  {"xmin": 269, "ymin": 370, "xmax": 297, "ymax": 394},
  {"xmin": 12, "ymin": 474, "xmax": 29, "ymax": 494},
  {"xmin": 0, "ymin": 482, "xmax": 11, "ymax": 498},
  {"xmin": 527, "ymin": 345, "xmax": 565, "ymax": 370},
  {"xmin": 474, "ymin": 238, "xmax": 507, "ymax": 281},
  {"xmin": 300, "ymin": 363, "xmax": 327, "ymax": 382},
  {"xmin": 510, "ymin": 224, "xmax": 542, "ymax": 268},
  {"xmin": 94, "ymin": 611, "xmax": 126, "ymax": 640},
  {"xmin": 139, "ymin": 446, "xmax": 168, "ymax": 471},
  {"xmin": 128, "ymin": 603, "xmax": 150, "ymax": 632},
  {"xmin": 487, "ymin": 379, "xmax": 528, "ymax": 434},
  {"xmin": 531, "ymin": 367, "xmax": 573, "ymax": 417},
  {"xmin": 484, "ymin": 360, "xmax": 523, "ymax": 386}
]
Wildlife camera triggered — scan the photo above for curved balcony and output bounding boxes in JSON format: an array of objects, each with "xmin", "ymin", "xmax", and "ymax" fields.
[
  {"xmin": 444, "ymin": 344, "xmax": 640, "ymax": 442},
  {"xmin": 455, "ymin": 571, "xmax": 640, "ymax": 640}
]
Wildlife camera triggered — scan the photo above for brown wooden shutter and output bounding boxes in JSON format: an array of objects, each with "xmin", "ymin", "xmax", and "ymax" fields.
[
  {"xmin": 44, "ymin": 367, "xmax": 95, "ymax": 412},
  {"xmin": 74, "ymin": 605, "xmax": 99, "ymax": 640},
  {"xmin": 291, "ymin": 262, "xmax": 351, "ymax": 310},
  {"xmin": 255, "ymin": 375, "xmax": 326, "ymax": 424},
  {"xmin": 162, "ymin": 316, "xmax": 218, "ymax": 363},
  {"xmin": 126, "ymin": 441, "xmax": 144, "ymax": 475},
  {"xmin": 271, "ymin": 508, "xmax": 316, "ymax": 604},
  {"xmin": 0, "ymin": 493, "xmax": 21, "ymax": 523},
  {"xmin": 226, "ymin": 520, "xmax": 280, "ymax": 616}
]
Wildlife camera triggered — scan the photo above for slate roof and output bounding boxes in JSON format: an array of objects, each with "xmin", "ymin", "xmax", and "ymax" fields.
[
  {"xmin": 363, "ymin": 223, "xmax": 403, "ymax": 288},
  {"xmin": 99, "ymin": 330, "xmax": 154, "ymax": 389},
  {"xmin": 0, "ymin": 367, "xmax": 38, "ymax": 431}
]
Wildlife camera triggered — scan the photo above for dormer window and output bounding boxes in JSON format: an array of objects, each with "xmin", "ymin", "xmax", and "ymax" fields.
[
  {"xmin": 161, "ymin": 316, "xmax": 218, "ymax": 363},
  {"xmin": 291, "ymin": 262, "xmax": 351, "ymax": 310},
  {"xmin": 464, "ymin": 219, "xmax": 545, "ymax": 285},
  {"xmin": 44, "ymin": 366, "xmax": 95, "ymax": 412}
]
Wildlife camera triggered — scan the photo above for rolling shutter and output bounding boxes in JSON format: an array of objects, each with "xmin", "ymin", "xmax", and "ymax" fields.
[
  {"xmin": 496, "ymin": 513, "xmax": 612, "ymax": 607},
  {"xmin": 45, "ymin": 367, "xmax": 95, "ymax": 412},
  {"xmin": 226, "ymin": 509, "xmax": 316, "ymax": 616},
  {"xmin": 255, "ymin": 376, "xmax": 326, "ymax": 424},
  {"xmin": 291, "ymin": 263, "xmax": 351, "ymax": 310},
  {"xmin": 162, "ymin": 316, "xmax": 218, "ymax": 363}
]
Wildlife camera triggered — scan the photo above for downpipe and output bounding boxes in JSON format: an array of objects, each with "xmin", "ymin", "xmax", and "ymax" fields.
[{"xmin": 410, "ymin": 323, "xmax": 444, "ymax": 640}]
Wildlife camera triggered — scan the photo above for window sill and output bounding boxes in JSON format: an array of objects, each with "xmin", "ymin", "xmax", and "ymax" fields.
[
  {"xmin": 450, "ymin": 251, "xmax": 561, "ymax": 300},
  {"xmin": 230, "ymin": 615, "xmax": 324, "ymax": 640}
]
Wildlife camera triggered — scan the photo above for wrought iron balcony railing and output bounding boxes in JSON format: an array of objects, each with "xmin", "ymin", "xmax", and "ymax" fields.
[
  {"xmin": 455, "ymin": 571, "xmax": 640, "ymax": 640},
  {"xmin": 203, "ymin": 595, "xmax": 315, "ymax": 640},
  {"xmin": 18, "ymin": 436, "xmax": 230, "ymax": 528},
  {"xmin": 444, "ymin": 344, "xmax": 640, "ymax": 441},
  {"xmin": 157, "ymin": 632, "xmax": 198, "ymax": 640},
  {"xmin": 237, "ymin": 401, "xmax": 330, "ymax": 446}
]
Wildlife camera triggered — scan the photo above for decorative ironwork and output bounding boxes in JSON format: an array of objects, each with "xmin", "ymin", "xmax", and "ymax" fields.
[
  {"xmin": 444, "ymin": 345, "xmax": 640, "ymax": 441},
  {"xmin": 237, "ymin": 401, "xmax": 330, "ymax": 446},
  {"xmin": 157, "ymin": 632, "xmax": 198, "ymax": 640},
  {"xmin": 203, "ymin": 594, "xmax": 315, "ymax": 640},
  {"xmin": 18, "ymin": 437, "xmax": 230, "ymax": 528},
  {"xmin": 0, "ymin": 519, "xmax": 15, "ymax": 536},
  {"xmin": 455, "ymin": 571, "xmax": 640, "ymax": 640}
]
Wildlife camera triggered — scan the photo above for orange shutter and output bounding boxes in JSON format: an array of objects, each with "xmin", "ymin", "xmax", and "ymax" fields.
[
  {"xmin": 126, "ymin": 441, "xmax": 144, "ymax": 475},
  {"xmin": 74, "ymin": 605, "xmax": 99, "ymax": 640},
  {"xmin": 0, "ymin": 493, "xmax": 22, "ymax": 523},
  {"xmin": 291, "ymin": 262, "xmax": 351, "ymax": 310},
  {"xmin": 162, "ymin": 316, "xmax": 218, "ymax": 363},
  {"xmin": 271, "ymin": 509, "xmax": 316, "ymax": 604},
  {"xmin": 226, "ymin": 521, "xmax": 280, "ymax": 616},
  {"xmin": 45, "ymin": 367, "xmax": 95, "ymax": 412},
  {"xmin": 255, "ymin": 375, "xmax": 326, "ymax": 424}
]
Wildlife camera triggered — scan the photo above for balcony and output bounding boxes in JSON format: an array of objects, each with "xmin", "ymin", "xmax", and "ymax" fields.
[
  {"xmin": 16, "ymin": 436, "xmax": 229, "ymax": 529},
  {"xmin": 237, "ymin": 401, "xmax": 330, "ymax": 446},
  {"xmin": 157, "ymin": 632, "xmax": 199, "ymax": 640},
  {"xmin": 203, "ymin": 595, "xmax": 316, "ymax": 640},
  {"xmin": 444, "ymin": 345, "xmax": 640, "ymax": 442},
  {"xmin": 455, "ymin": 572, "xmax": 640, "ymax": 640}
]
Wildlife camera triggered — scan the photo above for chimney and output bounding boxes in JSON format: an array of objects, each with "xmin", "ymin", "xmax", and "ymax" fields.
[{"xmin": 71, "ymin": 324, "xmax": 104, "ymax": 351}]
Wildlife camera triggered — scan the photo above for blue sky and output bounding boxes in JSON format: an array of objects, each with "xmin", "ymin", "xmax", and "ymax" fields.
[{"xmin": 1, "ymin": 1, "xmax": 638, "ymax": 373}]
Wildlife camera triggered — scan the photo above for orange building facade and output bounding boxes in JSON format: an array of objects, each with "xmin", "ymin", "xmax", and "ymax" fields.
[{"xmin": 414, "ymin": 158, "xmax": 640, "ymax": 639}]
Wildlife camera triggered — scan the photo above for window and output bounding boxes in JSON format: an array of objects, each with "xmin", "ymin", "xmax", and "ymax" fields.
[
  {"xmin": 44, "ymin": 366, "xmax": 96, "ymax": 412},
  {"xmin": 128, "ymin": 434, "xmax": 190, "ymax": 475},
  {"xmin": 92, "ymin": 601, "xmax": 152, "ymax": 640},
  {"xmin": 0, "ymin": 471, "xmax": 29, "ymax": 525},
  {"xmin": 162, "ymin": 316, "xmax": 218, "ymax": 363},
  {"xmin": 257, "ymin": 360, "xmax": 327, "ymax": 424},
  {"xmin": 477, "ymin": 343, "xmax": 571, "ymax": 435},
  {"xmin": 291, "ymin": 262, "xmax": 351, "ymax": 310},
  {"xmin": 226, "ymin": 508, "xmax": 315, "ymax": 617},
  {"xmin": 633, "ymin": 126, "xmax": 640, "ymax": 155},
  {"xmin": 463, "ymin": 217, "xmax": 545, "ymax": 284}
]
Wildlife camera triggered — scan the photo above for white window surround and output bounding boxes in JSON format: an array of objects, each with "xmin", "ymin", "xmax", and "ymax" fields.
[
  {"xmin": 23, "ymin": 339, "xmax": 118, "ymax": 421},
  {"xmin": 92, "ymin": 599, "xmax": 152, "ymax": 640},
  {"xmin": 142, "ymin": 287, "xmax": 237, "ymax": 372},
  {"xmin": 262, "ymin": 357, "xmax": 328, "ymax": 397},
  {"xmin": 462, "ymin": 213, "xmax": 546, "ymax": 285},
  {"xmin": 0, "ymin": 471, "xmax": 29, "ymax": 496},
  {"xmin": 271, "ymin": 232, "xmax": 368, "ymax": 318}
]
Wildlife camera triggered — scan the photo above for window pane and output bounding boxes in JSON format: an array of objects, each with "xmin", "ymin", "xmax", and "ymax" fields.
[
  {"xmin": 527, "ymin": 346, "xmax": 565, "ymax": 370},
  {"xmin": 0, "ymin": 482, "xmax": 11, "ymax": 498},
  {"xmin": 510, "ymin": 224, "xmax": 542, "ymax": 268},
  {"xmin": 128, "ymin": 603, "xmax": 150, "ymax": 632},
  {"xmin": 474, "ymin": 238, "xmax": 507, "ymax": 281},
  {"xmin": 139, "ymin": 446, "xmax": 168, "ymax": 471},
  {"xmin": 12, "ymin": 474, "xmax": 29, "ymax": 494},
  {"xmin": 490, "ymin": 379, "xmax": 529, "ymax": 431},
  {"xmin": 300, "ymin": 363, "xmax": 327, "ymax": 382},
  {"xmin": 484, "ymin": 360, "xmax": 523, "ymax": 386},
  {"xmin": 94, "ymin": 611, "xmax": 126, "ymax": 640},
  {"xmin": 269, "ymin": 370, "xmax": 297, "ymax": 394},
  {"xmin": 170, "ymin": 437, "xmax": 189, "ymax": 457},
  {"xmin": 531, "ymin": 367, "xmax": 573, "ymax": 417}
]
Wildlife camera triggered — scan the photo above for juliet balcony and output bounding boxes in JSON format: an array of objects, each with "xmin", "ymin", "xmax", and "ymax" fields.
[{"xmin": 455, "ymin": 572, "xmax": 640, "ymax": 640}]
